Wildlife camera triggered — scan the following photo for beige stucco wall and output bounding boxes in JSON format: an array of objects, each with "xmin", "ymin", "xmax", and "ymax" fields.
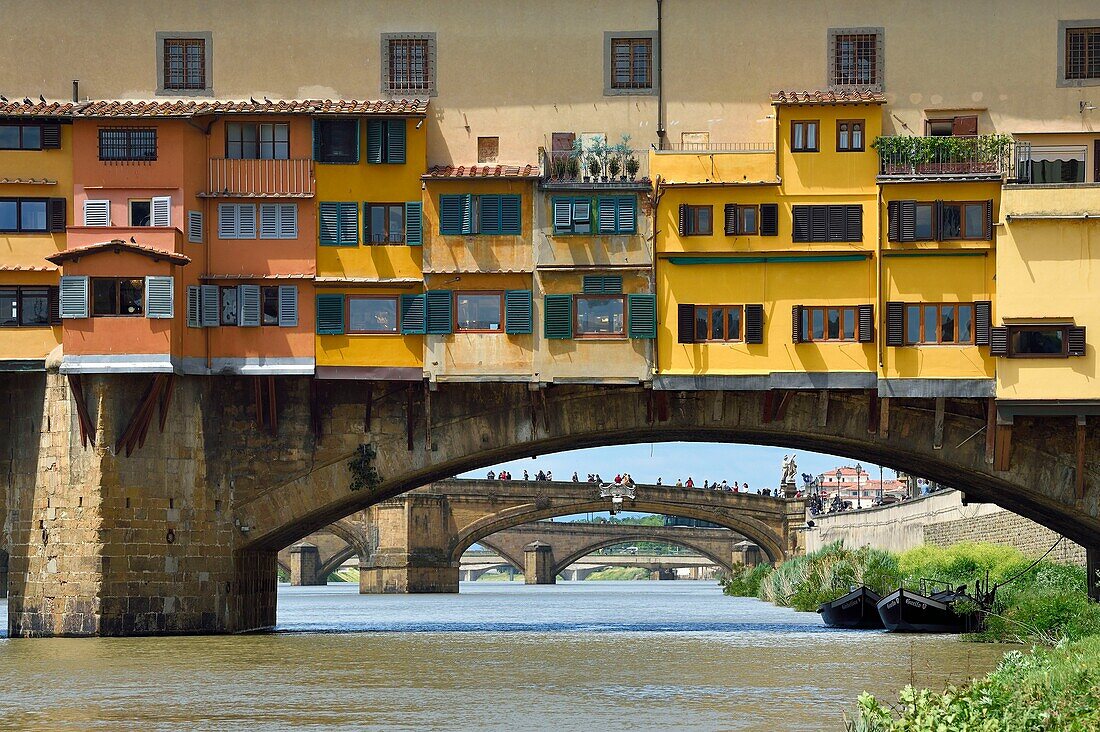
[{"xmin": 4, "ymin": 0, "xmax": 1100, "ymax": 167}]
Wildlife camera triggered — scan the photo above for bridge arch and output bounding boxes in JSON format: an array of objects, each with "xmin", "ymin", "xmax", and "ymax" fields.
[
  {"xmin": 474, "ymin": 537, "xmax": 525, "ymax": 572},
  {"xmin": 549, "ymin": 536, "xmax": 734, "ymax": 575}
]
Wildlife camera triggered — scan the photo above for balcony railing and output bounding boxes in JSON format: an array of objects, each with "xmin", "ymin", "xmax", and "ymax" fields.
[
  {"xmin": 657, "ymin": 142, "xmax": 775, "ymax": 153},
  {"xmin": 875, "ymin": 135, "xmax": 1030, "ymax": 181},
  {"xmin": 541, "ymin": 148, "xmax": 650, "ymax": 188},
  {"xmin": 204, "ymin": 157, "xmax": 315, "ymax": 198}
]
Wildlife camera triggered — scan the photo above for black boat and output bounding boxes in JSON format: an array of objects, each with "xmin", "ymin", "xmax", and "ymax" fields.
[
  {"xmin": 875, "ymin": 587, "xmax": 981, "ymax": 633},
  {"xmin": 818, "ymin": 585, "xmax": 884, "ymax": 629}
]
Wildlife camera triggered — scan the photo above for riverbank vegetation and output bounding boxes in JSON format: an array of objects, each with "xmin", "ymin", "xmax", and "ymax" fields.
[{"xmin": 584, "ymin": 567, "xmax": 651, "ymax": 581}]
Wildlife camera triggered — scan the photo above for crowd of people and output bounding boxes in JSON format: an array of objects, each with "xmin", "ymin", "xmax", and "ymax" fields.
[{"xmin": 483, "ymin": 470, "xmax": 788, "ymax": 496}]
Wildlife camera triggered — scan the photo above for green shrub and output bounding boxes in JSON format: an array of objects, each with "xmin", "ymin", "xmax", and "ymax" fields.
[{"xmin": 721, "ymin": 562, "xmax": 773, "ymax": 597}]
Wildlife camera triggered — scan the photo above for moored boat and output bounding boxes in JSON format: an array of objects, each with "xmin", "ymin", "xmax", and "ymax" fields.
[
  {"xmin": 818, "ymin": 585, "xmax": 884, "ymax": 629},
  {"xmin": 876, "ymin": 587, "xmax": 981, "ymax": 633}
]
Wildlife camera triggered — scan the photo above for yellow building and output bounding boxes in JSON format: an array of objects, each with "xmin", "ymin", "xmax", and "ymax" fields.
[
  {"xmin": 0, "ymin": 102, "xmax": 73, "ymax": 371},
  {"xmin": 313, "ymin": 101, "xmax": 429, "ymax": 381}
]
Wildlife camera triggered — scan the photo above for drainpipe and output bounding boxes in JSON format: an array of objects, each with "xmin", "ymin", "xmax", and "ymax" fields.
[
  {"xmin": 656, "ymin": 0, "xmax": 665, "ymax": 148},
  {"xmin": 876, "ymin": 187, "xmax": 884, "ymax": 370}
]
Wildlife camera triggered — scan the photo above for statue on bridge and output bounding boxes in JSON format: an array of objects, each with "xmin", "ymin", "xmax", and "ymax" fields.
[
  {"xmin": 780, "ymin": 454, "xmax": 798, "ymax": 498},
  {"xmin": 599, "ymin": 473, "xmax": 636, "ymax": 515}
]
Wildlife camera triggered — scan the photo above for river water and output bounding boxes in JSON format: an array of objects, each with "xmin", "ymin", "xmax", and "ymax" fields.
[{"xmin": 0, "ymin": 581, "xmax": 1010, "ymax": 731}]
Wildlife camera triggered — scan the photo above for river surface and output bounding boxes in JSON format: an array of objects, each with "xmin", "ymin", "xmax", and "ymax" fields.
[{"xmin": 0, "ymin": 581, "xmax": 1010, "ymax": 731}]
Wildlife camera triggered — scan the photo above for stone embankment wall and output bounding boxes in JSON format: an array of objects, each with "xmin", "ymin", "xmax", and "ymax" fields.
[{"xmin": 805, "ymin": 490, "xmax": 1085, "ymax": 566}]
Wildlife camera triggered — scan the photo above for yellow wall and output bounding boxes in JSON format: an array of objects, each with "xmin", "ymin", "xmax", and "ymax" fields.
[
  {"xmin": 314, "ymin": 286, "xmax": 424, "ymax": 370},
  {"xmin": 776, "ymin": 103, "xmax": 883, "ymax": 195},
  {"xmin": 649, "ymin": 151, "xmax": 777, "ymax": 185},
  {"xmin": 997, "ymin": 185, "xmax": 1100, "ymax": 399},
  {"xmin": 423, "ymin": 180, "xmax": 534, "ymax": 273}
]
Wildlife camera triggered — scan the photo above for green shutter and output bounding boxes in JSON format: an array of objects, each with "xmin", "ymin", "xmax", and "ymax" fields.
[
  {"xmin": 425, "ymin": 290, "xmax": 453, "ymax": 334},
  {"xmin": 500, "ymin": 195, "xmax": 521, "ymax": 235},
  {"xmin": 366, "ymin": 120, "xmax": 383, "ymax": 164},
  {"xmin": 616, "ymin": 196, "xmax": 636, "ymax": 234},
  {"xmin": 461, "ymin": 193, "xmax": 474, "ymax": 235},
  {"xmin": 582, "ymin": 275, "xmax": 623, "ymax": 294},
  {"xmin": 351, "ymin": 119, "xmax": 361, "ymax": 164},
  {"xmin": 337, "ymin": 202, "xmax": 359, "ymax": 245},
  {"xmin": 553, "ymin": 197, "xmax": 573, "ymax": 233},
  {"xmin": 439, "ymin": 195, "xmax": 463, "ymax": 235},
  {"xmin": 312, "ymin": 119, "xmax": 321, "ymax": 161},
  {"xmin": 504, "ymin": 290, "xmax": 533, "ymax": 334},
  {"xmin": 479, "ymin": 194, "xmax": 501, "ymax": 234},
  {"xmin": 405, "ymin": 201, "xmax": 422, "ymax": 245},
  {"xmin": 627, "ymin": 294, "xmax": 657, "ymax": 339},
  {"xmin": 316, "ymin": 294, "xmax": 345, "ymax": 335},
  {"xmin": 386, "ymin": 119, "xmax": 406, "ymax": 164},
  {"xmin": 319, "ymin": 202, "xmax": 339, "ymax": 245},
  {"xmin": 597, "ymin": 197, "xmax": 617, "ymax": 234},
  {"xmin": 544, "ymin": 294, "xmax": 573, "ymax": 339},
  {"xmin": 400, "ymin": 294, "xmax": 426, "ymax": 334}
]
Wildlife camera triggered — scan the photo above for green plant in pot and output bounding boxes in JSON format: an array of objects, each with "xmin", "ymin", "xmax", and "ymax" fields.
[
  {"xmin": 625, "ymin": 154, "xmax": 640, "ymax": 180},
  {"xmin": 566, "ymin": 155, "xmax": 581, "ymax": 179},
  {"xmin": 607, "ymin": 154, "xmax": 622, "ymax": 180}
]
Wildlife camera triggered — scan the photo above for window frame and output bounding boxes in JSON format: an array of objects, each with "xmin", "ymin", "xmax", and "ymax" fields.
[
  {"xmin": 791, "ymin": 120, "xmax": 820, "ymax": 153},
  {"xmin": 98, "ymin": 127, "xmax": 157, "ymax": 162},
  {"xmin": 610, "ymin": 37, "xmax": 653, "ymax": 91},
  {"xmin": 90, "ymin": 277, "xmax": 145, "ymax": 318},
  {"xmin": 903, "ymin": 302, "xmax": 976, "ymax": 345},
  {"xmin": 574, "ymin": 294, "xmax": 627, "ymax": 339},
  {"xmin": 129, "ymin": 199, "xmax": 152, "ymax": 227},
  {"xmin": 162, "ymin": 37, "xmax": 206, "ymax": 91},
  {"xmin": 453, "ymin": 291, "xmax": 505, "ymax": 333},
  {"xmin": 836, "ymin": 119, "xmax": 865, "ymax": 152},
  {"xmin": 156, "ymin": 32, "xmax": 213, "ymax": 96},
  {"xmin": 225, "ymin": 122, "xmax": 289, "ymax": 160},
  {"xmin": 382, "ymin": 33, "xmax": 437, "ymax": 96},
  {"xmin": 801, "ymin": 305, "xmax": 860, "ymax": 343},
  {"xmin": 1061, "ymin": 22, "xmax": 1100, "ymax": 85},
  {"xmin": 939, "ymin": 201, "xmax": 988, "ymax": 241},
  {"xmin": 347, "ymin": 295, "xmax": 400, "ymax": 335},
  {"xmin": 1006, "ymin": 324, "xmax": 1071, "ymax": 358},
  {"xmin": 364, "ymin": 202, "xmax": 406, "ymax": 244},
  {"xmin": 683, "ymin": 204, "xmax": 713, "ymax": 236},
  {"xmin": 604, "ymin": 31, "xmax": 659, "ymax": 96},
  {"xmin": 0, "ymin": 124, "xmax": 43, "ymax": 151},
  {"xmin": 314, "ymin": 119, "xmax": 359, "ymax": 165},
  {"xmin": 693, "ymin": 305, "xmax": 744, "ymax": 343},
  {"xmin": 828, "ymin": 27, "xmax": 884, "ymax": 91},
  {"xmin": 0, "ymin": 285, "xmax": 54, "ymax": 327},
  {"xmin": 0, "ymin": 197, "xmax": 49, "ymax": 233}
]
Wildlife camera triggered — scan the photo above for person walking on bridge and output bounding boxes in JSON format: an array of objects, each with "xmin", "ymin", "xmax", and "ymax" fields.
[{"xmin": 685, "ymin": 477, "xmax": 694, "ymax": 488}]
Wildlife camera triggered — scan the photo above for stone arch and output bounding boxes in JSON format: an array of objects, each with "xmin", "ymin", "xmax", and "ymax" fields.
[
  {"xmin": 316, "ymin": 544, "xmax": 358, "ymax": 579},
  {"xmin": 473, "ymin": 536, "xmax": 525, "ymax": 572},
  {"xmin": 550, "ymin": 536, "xmax": 735, "ymax": 575}
]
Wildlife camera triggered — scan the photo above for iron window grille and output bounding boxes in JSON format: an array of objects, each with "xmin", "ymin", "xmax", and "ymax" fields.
[
  {"xmin": 1066, "ymin": 27, "xmax": 1100, "ymax": 80},
  {"xmin": 384, "ymin": 35, "xmax": 435, "ymax": 96},
  {"xmin": 611, "ymin": 38, "xmax": 653, "ymax": 90},
  {"xmin": 163, "ymin": 38, "xmax": 206, "ymax": 90},
  {"xmin": 828, "ymin": 28, "xmax": 884, "ymax": 90},
  {"xmin": 98, "ymin": 128, "xmax": 157, "ymax": 161}
]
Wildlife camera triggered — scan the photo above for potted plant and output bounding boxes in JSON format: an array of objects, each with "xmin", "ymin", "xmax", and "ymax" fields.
[
  {"xmin": 570, "ymin": 137, "xmax": 588, "ymax": 181},
  {"xmin": 552, "ymin": 155, "xmax": 568, "ymax": 180},
  {"xmin": 625, "ymin": 154, "xmax": 640, "ymax": 180},
  {"xmin": 614, "ymin": 135, "xmax": 632, "ymax": 181},
  {"xmin": 588, "ymin": 138, "xmax": 607, "ymax": 181},
  {"xmin": 566, "ymin": 156, "xmax": 581, "ymax": 179},
  {"xmin": 607, "ymin": 154, "xmax": 622, "ymax": 180}
]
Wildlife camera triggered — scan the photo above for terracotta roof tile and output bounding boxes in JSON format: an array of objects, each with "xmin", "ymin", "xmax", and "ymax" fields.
[
  {"xmin": 199, "ymin": 273, "xmax": 314, "ymax": 281},
  {"xmin": 770, "ymin": 90, "xmax": 886, "ymax": 106},
  {"xmin": 46, "ymin": 239, "xmax": 191, "ymax": 266},
  {"xmin": 422, "ymin": 164, "xmax": 540, "ymax": 180},
  {"xmin": 0, "ymin": 178, "xmax": 56, "ymax": 185},
  {"xmin": 75, "ymin": 98, "xmax": 428, "ymax": 118},
  {"xmin": 0, "ymin": 101, "xmax": 79, "ymax": 117},
  {"xmin": 0, "ymin": 264, "xmax": 58, "ymax": 272}
]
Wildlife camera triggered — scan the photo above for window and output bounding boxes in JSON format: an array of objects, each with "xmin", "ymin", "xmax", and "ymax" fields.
[
  {"xmin": 925, "ymin": 115, "xmax": 978, "ymax": 137},
  {"xmin": 611, "ymin": 37, "xmax": 652, "ymax": 90},
  {"xmin": 218, "ymin": 203, "xmax": 258, "ymax": 239},
  {"xmin": 162, "ymin": 37, "xmax": 206, "ymax": 90},
  {"xmin": 0, "ymin": 198, "xmax": 49, "ymax": 232},
  {"xmin": 348, "ymin": 296, "xmax": 399, "ymax": 334},
  {"xmin": 723, "ymin": 204, "xmax": 758, "ymax": 236},
  {"xmin": 1065, "ymin": 26, "xmax": 1100, "ymax": 81},
  {"xmin": 801, "ymin": 306, "xmax": 858, "ymax": 342},
  {"xmin": 478, "ymin": 137, "xmax": 498, "ymax": 164},
  {"xmin": 0, "ymin": 286, "xmax": 55, "ymax": 327},
  {"xmin": 1026, "ymin": 146, "xmax": 1087, "ymax": 184},
  {"xmin": 201, "ymin": 285, "xmax": 295, "ymax": 327},
  {"xmin": 383, "ymin": 34, "xmax": 436, "ymax": 96},
  {"xmin": 226, "ymin": 123, "xmax": 289, "ymax": 160},
  {"xmin": 129, "ymin": 200, "xmax": 151, "ymax": 227},
  {"xmin": 314, "ymin": 119, "xmax": 359, "ymax": 164},
  {"xmin": 680, "ymin": 205, "xmax": 712, "ymax": 236},
  {"xmin": 836, "ymin": 120, "xmax": 864, "ymax": 151},
  {"xmin": 455, "ymin": 292, "xmax": 503, "ymax": 332},
  {"xmin": 598, "ymin": 196, "xmax": 636, "ymax": 234},
  {"xmin": 187, "ymin": 210, "xmax": 204, "ymax": 243},
  {"xmin": 889, "ymin": 200, "xmax": 991, "ymax": 242},
  {"xmin": 553, "ymin": 198, "xmax": 593, "ymax": 234},
  {"xmin": 914, "ymin": 203, "xmax": 934, "ymax": 240},
  {"xmin": 259, "ymin": 203, "xmax": 298, "ymax": 239},
  {"xmin": 319, "ymin": 202, "xmax": 359, "ymax": 245},
  {"xmin": 792, "ymin": 121, "xmax": 819, "ymax": 152},
  {"xmin": 91, "ymin": 278, "xmax": 144, "ymax": 317},
  {"xmin": 220, "ymin": 287, "xmax": 238, "ymax": 325},
  {"xmin": 439, "ymin": 194, "xmax": 521, "ymax": 236},
  {"xmin": 366, "ymin": 119, "xmax": 406, "ymax": 164},
  {"xmin": 365, "ymin": 203, "xmax": 405, "ymax": 244},
  {"xmin": 940, "ymin": 202, "xmax": 988, "ymax": 240},
  {"xmin": 904, "ymin": 303, "xmax": 974, "ymax": 345},
  {"xmin": 829, "ymin": 28, "xmax": 883, "ymax": 89},
  {"xmin": 575, "ymin": 296, "xmax": 625, "ymax": 337},
  {"xmin": 694, "ymin": 305, "xmax": 742, "ymax": 342},
  {"xmin": 792, "ymin": 204, "xmax": 862, "ymax": 242},
  {"xmin": 261, "ymin": 286, "xmax": 280, "ymax": 326},
  {"xmin": 1009, "ymin": 325, "xmax": 1069, "ymax": 357},
  {"xmin": 0, "ymin": 124, "xmax": 42, "ymax": 150},
  {"xmin": 98, "ymin": 128, "xmax": 157, "ymax": 161}
]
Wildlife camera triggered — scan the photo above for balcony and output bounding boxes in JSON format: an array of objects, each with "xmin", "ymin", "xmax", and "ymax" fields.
[
  {"xmin": 540, "ymin": 147, "xmax": 650, "ymax": 191},
  {"xmin": 875, "ymin": 135, "xmax": 1029, "ymax": 182},
  {"xmin": 650, "ymin": 142, "xmax": 778, "ymax": 185},
  {"xmin": 202, "ymin": 158, "xmax": 315, "ymax": 198}
]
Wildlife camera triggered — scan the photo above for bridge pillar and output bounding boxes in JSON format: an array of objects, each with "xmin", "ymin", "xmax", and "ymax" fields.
[
  {"xmin": 288, "ymin": 543, "xmax": 324, "ymax": 586},
  {"xmin": 360, "ymin": 495, "xmax": 458, "ymax": 593},
  {"xmin": 524, "ymin": 541, "xmax": 555, "ymax": 585},
  {"xmin": 1088, "ymin": 546, "xmax": 1100, "ymax": 603},
  {"xmin": 0, "ymin": 548, "xmax": 8, "ymax": 599}
]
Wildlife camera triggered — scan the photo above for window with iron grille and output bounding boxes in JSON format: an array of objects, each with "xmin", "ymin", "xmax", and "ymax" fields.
[
  {"xmin": 611, "ymin": 38, "xmax": 652, "ymax": 90},
  {"xmin": 382, "ymin": 33, "xmax": 436, "ymax": 96},
  {"xmin": 828, "ymin": 28, "xmax": 883, "ymax": 90},
  {"xmin": 98, "ymin": 128, "xmax": 157, "ymax": 161},
  {"xmin": 163, "ymin": 38, "xmax": 206, "ymax": 90},
  {"xmin": 1066, "ymin": 26, "xmax": 1100, "ymax": 80}
]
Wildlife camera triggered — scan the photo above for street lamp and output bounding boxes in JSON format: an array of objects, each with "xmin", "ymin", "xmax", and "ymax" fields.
[
  {"xmin": 855, "ymin": 463, "xmax": 862, "ymax": 509},
  {"xmin": 835, "ymin": 468, "xmax": 842, "ymax": 506}
]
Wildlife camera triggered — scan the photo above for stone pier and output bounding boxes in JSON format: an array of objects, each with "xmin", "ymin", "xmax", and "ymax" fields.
[
  {"xmin": 524, "ymin": 541, "xmax": 555, "ymax": 585},
  {"xmin": 288, "ymin": 543, "xmax": 324, "ymax": 586},
  {"xmin": 359, "ymin": 495, "xmax": 458, "ymax": 593}
]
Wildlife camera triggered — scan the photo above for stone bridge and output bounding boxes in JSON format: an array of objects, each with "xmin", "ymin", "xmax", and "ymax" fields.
[
  {"xmin": 2, "ymin": 373, "xmax": 1098, "ymax": 635},
  {"xmin": 460, "ymin": 550, "xmax": 721, "ymax": 582}
]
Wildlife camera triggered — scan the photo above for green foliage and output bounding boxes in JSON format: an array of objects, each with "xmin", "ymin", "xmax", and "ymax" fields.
[
  {"xmin": 348, "ymin": 443, "xmax": 382, "ymax": 492},
  {"xmin": 722, "ymin": 562, "xmax": 774, "ymax": 597},
  {"xmin": 871, "ymin": 133, "xmax": 1014, "ymax": 172},
  {"xmin": 849, "ymin": 638, "xmax": 1100, "ymax": 731},
  {"xmin": 584, "ymin": 567, "xmax": 650, "ymax": 581}
]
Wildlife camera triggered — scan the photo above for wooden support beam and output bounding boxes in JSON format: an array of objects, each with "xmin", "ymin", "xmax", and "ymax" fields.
[
  {"xmin": 67, "ymin": 374, "xmax": 95, "ymax": 448},
  {"xmin": 406, "ymin": 383, "xmax": 415, "ymax": 451},
  {"xmin": 267, "ymin": 376, "xmax": 278, "ymax": 436},
  {"xmin": 774, "ymin": 390, "xmax": 792, "ymax": 421},
  {"xmin": 711, "ymin": 390, "xmax": 724, "ymax": 422},
  {"xmin": 994, "ymin": 423, "xmax": 1013, "ymax": 472},
  {"xmin": 762, "ymin": 390, "xmax": 775, "ymax": 424},
  {"xmin": 424, "ymin": 381, "xmax": 432, "ymax": 451},
  {"xmin": 985, "ymin": 398, "xmax": 996, "ymax": 465},
  {"xmin": 932, "ymin": 397, "xmax": 945, "ymax": 450},
  {"xmin": 655, "ymin": 391, "xmax": 670, "ymax": 422},
  {"xmin": 158, "ymin": 374, "xmax": 175, "ymax": 433},
  {"xmin": 1077, "ymin": 416, "xmax": 1087, "ymax": 500},
  {"xmin": 539, "ymin": 387, "xmax": 551, "ymax": 433},
  {"xmin": 646, "ymin": 390, "xmax": 655, "ymax": 424},
  {"xmin": 866, "ymin": 389, "xmax": 880, "ymax": 434},
  {"xmin": 309, "ymin": 378, "xmax": 322, "ymax": 441},
  {"xmin": 254, "ymin": 378, "xmax": 265, "ymax": 433},
  {"xmin": 116, "ymin": 375, "xmax": 167, "ymax": 456},
  {"xmin": 364, "ymin": 382, "xmax": 373, "ymax": 433},
  {"xmin": 816, "ymin": 390, "xmax": 829, "ymax": 428},
  {"xmin": 878, "ymin": 397, "xmax": 890, "ymax": 438}
]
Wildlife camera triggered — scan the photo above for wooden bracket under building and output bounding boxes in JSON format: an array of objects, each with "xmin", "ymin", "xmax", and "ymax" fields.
[
  {"xmin": 647, "ymin": 390, "xmax": 670, "ymax": 424},
  {"xmin": 116, "ymin": 374, "xmax": 172, "ymax": 456},
  {"xmin": 932, "ymin": 397, "xmax": 945, "ymax": 450},
  {"xmin": 424, "ymin": 381, "xmax": 433, "ymax": 451},
  {"xmin": 406, "ymin": 382, "xmax": 415, "ymax": 451},
  {"xmin": 865, "ymin": 389, "xmax": 880, "ymax": 434},
  {"xmin": 1076, "ymin": 415, "xmax": 1087, "ymax": 500},
  {"xmin": 364, "ymin": 382, "xmax": 374, "ymax": 433},
  {"xmin": 816, "ymin": 390, "xmax": 829, "ymax": 427},
  {"xmin": 66, "ymin": 374, "xmax": 96, "ymax": 449},
  {"xmin": 253, "ymin": 376, "xmax": 278, "ymax": 436},
  {"xmin": 994, "ymin": 416, "xmax": 1013, "ymax": 472},
  {"xmin": 762, "ymin": 390, "xmax": 791, "ymax": 424},
  {"xmin": 878, "ymin": 397, "xmax": 890, "ymax": 438},
  {"xmin": 309, "ymin": 378, "xmax": 322, "ymax": 441},
  {"xmin": 985, "ymin": 398, "xmax": 996, "ymax": 465}
]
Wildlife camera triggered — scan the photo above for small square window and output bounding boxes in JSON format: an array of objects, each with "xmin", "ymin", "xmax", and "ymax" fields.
[
  {"xmin": 605, "ymin": 32, "xmax": 658, "ymax": 96},
  {"xmin": 682, "ymin": 205, "xmax": 712, "ymax": 236},
  {"xmin": 382, "ymin": 33, "xmax": 436, "ymax": 96},
  {"xmin": 157, "ymin": 33, "xmax": 212, "ymax": 95},
  {"xmin": 315, "ymin": 120, "xmax": 359, "ymax": 164},
  {"xmin": 348, "ymin": 296, "xmax": 399, "ymax": 334},
  {"xmin": 829, "ymin": 28, "xmax": 884, "ymax": 90},
  {"xmin": 792, "ymin": 121, "xmax": 819, "ymax": 152},
  {"xmin": 1065, "ymin": 26, "xmax": 1100, "ymax": 81},
  {"xmin": 836, "ymin": 120, "xmax": 864, "ymax": 152},
  {"xmin": 477, "ymin": 137, "xmax": 499, "ymax": 164},
  {"xmin": 129, "ymin": 200, "xmax": 151, "ymax": 227}
]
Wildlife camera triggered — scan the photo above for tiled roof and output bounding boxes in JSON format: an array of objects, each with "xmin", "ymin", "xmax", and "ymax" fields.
[
  {"xmin": 0, "ymin": 178, "xmax": 56, "ymax": 185},
  {"xmin": 0, "ymin": 100, "xmax": 78, "ymax": 117},
  {"xmin": 76, "ymin": 98, "xmax": 429, "ymax": 118},
  {"xmin": 770, "ymin": 90, "xmax": 886, "ymax": 106},
  {"xmin": 0, "ymin": 264, "xmax": 58, "ymax": 272},
  {"xmin": 422, "ymin": 164, "xmax": 541, "ymax": 180},
  {"xmin": 200, "ymin": 273, "xmax": 314, "ymax": 280},
  {"xmin": 46, "ymin": 239, "xmax": 191, "ymax": 266}
]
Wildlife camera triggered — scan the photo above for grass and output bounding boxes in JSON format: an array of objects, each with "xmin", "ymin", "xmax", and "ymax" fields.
[{"xmin": 584, "ymin": 567, "xmax": 651, "ymax": 581}]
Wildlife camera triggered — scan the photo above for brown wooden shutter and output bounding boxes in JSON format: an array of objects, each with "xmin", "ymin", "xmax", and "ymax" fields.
[
  {"xmin": 792, "ymin": 206, "xmax": 810, "ymax": 242},
  {"xmin": 551, "ymin": 132, "xmax": 575, "ymax": 152},
  {"xmin": 885, "ymin": 302, "xmax": 905, "ymax": 346},
  {"xmin": 952, "ymin": 115, "xmax": 978, "ymax": 136},
  {"xmin": 760, "ymin": 203, "xmax": 778, "ymax": 236},
  {"xmin": 48, "ymin": 198, "xmax": 67, "ymax": 232},
  {"xmin": 985, "ymin": 199, "xmax": 994, "ymax": 241},
  {"xmin": 933, "ymin": 200, "xmax": 944, "ymax": 241},
  {"xmin": 677, "ymin": 303, "xmax": 695, "ymax": 343},
  {"xmin": 41, "ymin": 123, "xmax": 62, "ymax": 149},
  {"xmin": 845, "ymin": 205, "xmax": 862, "ymax": 242},
  {"xmin": 990, "ymin": 327, "xmax": 1009, "ymax": 356},
  {"xmin": 974, "ymin": 301, "xmax": 992, "ymax": 346},
  {"xmin": 887, "ymin": 201, "xmax": 900, "ymax": 241},
  {"xmin": 744, "ymin": 304, "xmax": 764, "ymax": 344},
  {"xmin": 827, "ymin": 205, "xmax": 846, "ymax": 242},
  {"xmin": 724, "ymin": 204, "xmax": 738, "ymax": 235},
  {"xmin": 810, "ymin": 206, "xmax": 828, "ymax": 242},
  {"xmin": 858, "ymin": 304, "xmax": 874, "ymax": 343},
  {"xmin": 791, "ymin": 305, "xmax": 803, "ymax": 343},
  {"xmin": 678, "ymin": 204, "xmax": 687, "ymax": 236},
  {"xmin": 899, "ymin": 200, "xmax": 917, "ymax": 242},
  {"xmin": 48, "ymin": 285, "xmax": 61, "ymax": 324},
  {"xmin": 1069, "ymin": 326, "xmax": 1086, "ymax": 356}
]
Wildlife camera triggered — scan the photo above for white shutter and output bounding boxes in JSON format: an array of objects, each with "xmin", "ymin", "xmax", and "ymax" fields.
[
  {"xmin": 200, "ymin": 284, "xmax": 220, "ymax": 327},
  {"xmin": 278, "ymin": 285, "xmax": 298, "ymax": 327},
  {"xmin": 218, "ymin": 204, "xmax": 238, "ymax": 239},
  {"xmin": 83, "ymin": 199, "xmax": 110, "ymax": 227},
  {"xmin": 151, "ymin": 196, "xmax": 172, "ymax": 228},
  {"xmin": 573, "ymin": 200, "xmax": 591, "ymax": 222},
  {"xmin": 59, "ymin": 275, "xmax": 88, "ymax": 318},
  {"xmin": 145, "ymin": 276, "xmax": 174, "ymax": 319},
  {"xmin": 186, "ymin": 286, "xmax": 201, "ymax": 327},
  {"xmin": 187, "ymin": 210, "xmax": 203, "ymax": 243},
  {"xmin": 237, "ymin": 204, "xmax": 257, "ymax": 239},
  {"xmin": 238, "ymin": 284, "xmax": 261, "ymax": 326},
  {"xmin": 278, "ymin": 204, "xmax": 297, "ymax": 239},
  {"xmin": 553, "ymin": 199, "xmax": 573, "ymax": 230},
  {"xmin": 259, "ymin": 204, "xmax": 279, "ymax": 239}
]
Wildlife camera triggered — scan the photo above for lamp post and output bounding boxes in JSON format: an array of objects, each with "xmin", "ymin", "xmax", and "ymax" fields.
[
  {"xmin": 835, "ymin": 468, "xmax": 842, "ymax": 506},
  {"xmin": 855, "ymin": 463, "xmax": 863, "ymax": 509}
]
